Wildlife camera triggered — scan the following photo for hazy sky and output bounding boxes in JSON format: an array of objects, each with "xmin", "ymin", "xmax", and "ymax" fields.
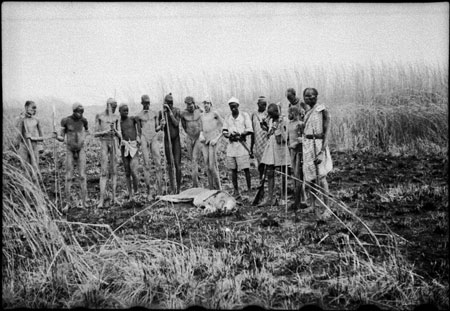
[{"xmin": 2, "ymin": 2, "xmax": 449, "ymax": 104}]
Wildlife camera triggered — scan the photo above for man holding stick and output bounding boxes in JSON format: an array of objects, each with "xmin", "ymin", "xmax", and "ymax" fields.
[
  {"xmin": 181, "ymin": 96, "xmax": 203, "ymax": 188},
  {"xmin": 119, "ymin": 103, "xmax": 141, "ymax": 200},
  {"xmin": 136, "ymin": 94, "xmax": 164, "ymax": 200},
  {"xmin": 14, "ymin": 100, "xmax": 44, "ymax": 173},
  {"xmin": 250, "ymin": 96, "xmax": 269, "ymax": 181},
  {"xmin": 94, "ymin": 98, "xmax": 122, "ymax": 208},
  {"xmin": 302, "ymin": 88, "xmax": 333, "ymax": 216},
  {"xmin": 54, "ymin": 102, "xmax": 89, "ymax": 211},
  {"xmin": 159, "ymin": 93, "xmax": 182, "ymax": 194},
  {"xmin": 222, "ymin": 97, "xmax": 253, "ymax": 199}
]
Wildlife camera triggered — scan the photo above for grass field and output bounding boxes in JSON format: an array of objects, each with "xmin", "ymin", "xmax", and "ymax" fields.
[{"xmin": 2, "ymin": 61, "xmax": 448, "ymax": 310}]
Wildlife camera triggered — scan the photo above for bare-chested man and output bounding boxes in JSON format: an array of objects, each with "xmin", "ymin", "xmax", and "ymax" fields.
[
  {"xmin": 198, "ymin": 97, "xmax": 223, "ymax": 190},
  {"xmin": 181, "ymin": 96, "xmax": 203, "ymax": 188},
  {"xmin": 119, "ymin": 103, "xmax": 141, "ymax": 200},
  {"xmin": 94, "ymin": 98, "xmax": 122, "ymax": 208},
  {"xmin": 159, "ymin": 93, "xmax": 182, "ymax": 194},
  {"xmin": 15, "ymin": 100, "xmax": 44, "ymax": 172},
  {"xmin": 136, "ymin": 95, "xmax": 164, "ymax": 200},
  {"xmin": 54, "ymin": 103, "xmax": 89, "ymax": 210}
]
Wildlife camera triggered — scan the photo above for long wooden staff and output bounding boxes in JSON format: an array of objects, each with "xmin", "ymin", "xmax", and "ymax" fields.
[
  {"xmin": 312, "ymin": 129, "xmax": 320, "ymax": 186},
  {"xmin": 163, "ymin": 99, "xmax": 176, "ymax": 193},
  {"xmin": 108, "ymin": 102, "xmax": 116, "ymax": 203},
  {"xmin": 52, "ymin": 104, "xmax": 59, "ymax": 204}
]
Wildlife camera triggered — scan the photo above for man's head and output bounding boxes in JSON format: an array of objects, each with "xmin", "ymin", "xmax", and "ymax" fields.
[
  {"xmin": 107, "ymin": 98, "xmax": 117, "ymax": 113},
  {"xmin": 72, "ymin": 102, "xmax": 84, "ymax": 119},
  {"xmin": 288, "ymin": 105, "xmax": 300, "ymax": 121},
  {"xmin": 24, "ymin": 100, "xmax": 36, "ymax": 117},
  {"xmin": 119, "ymin": 103, "xmax": 129, "ymax": 118},
  {"xmin": 164, "ymin": 93, "xmax": 174, "ymax": 107},
  {"xmin": 257, "ymin": 96, "xmax": 267, "ymax": 112},
  {"xmin": 185, "ymin": 96, "xmax": 195, "ymax": 113},
  {"xmin": 227, "ymin": 97, "xmax": 240, "ymax": 115},
  {"xmin": 203, "ymin": 97, "xmax": 212, "ymax": 113},
  {"xmin": 267, "ymin": 103, "xmax": 280, "ymax": 119},
  {"xmin": 303, "ymin": 88, "xmax": 318, "ymax": 107},
  {"xmin": 286, "ymin": 88, "xmax": 296, "ymax": 102},
  {"xmin": 141, "ymin": 94, "xmax": 150, "ymax": 111}
]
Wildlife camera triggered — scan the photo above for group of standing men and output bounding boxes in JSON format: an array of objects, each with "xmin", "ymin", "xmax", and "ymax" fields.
[{"xmin": 14, "ymin": 87, "xmax": 333, "ymax": 214}]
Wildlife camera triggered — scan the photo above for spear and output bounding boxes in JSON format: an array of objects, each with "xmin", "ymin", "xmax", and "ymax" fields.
[
  {"xmin": 108, "ymin": 100, "xmax": 116, "ymax": 204},
  {"xmin": 52, "ymin": 104, "xmax": 59, "ymax": 205},
  {"xmin": 163, "ymin": 95, "xmax": 176, "ymax": 194}
]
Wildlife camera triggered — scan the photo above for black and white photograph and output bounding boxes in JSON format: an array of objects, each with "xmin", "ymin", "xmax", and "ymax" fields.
[{"xmin": 2, "ymin": 2, "xmax": 448, "ymax": 309}]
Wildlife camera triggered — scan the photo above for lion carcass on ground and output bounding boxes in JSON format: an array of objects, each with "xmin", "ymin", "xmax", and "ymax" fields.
[{"xmin": 156, "ymin": 187, "xmax": 237, "ymax": 214}]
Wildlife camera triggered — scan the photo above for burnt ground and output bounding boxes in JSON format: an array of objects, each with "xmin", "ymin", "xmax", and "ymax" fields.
[{"xmin": 37, "ymin": 144, "xmax": 449, "ymax": 285}]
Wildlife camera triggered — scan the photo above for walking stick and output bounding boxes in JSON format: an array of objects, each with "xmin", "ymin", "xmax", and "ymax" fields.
[
  {"xmin": 163, "ymin": 102, "xmax": 176, "ymax": 193},
  {"xmin": 312, "ymin": 129, "xmax": 320, "ymax": 186},
  {"xmin": 108, "ymin": 103, "xmax": 116, "ymax": 204},
  {"xmin": 284, "ymin": 115, "xmax": 288, "ymax": 215},
  {"xmin": 52, "ymin": 104, "xmax": 59, "ymax": 205}
]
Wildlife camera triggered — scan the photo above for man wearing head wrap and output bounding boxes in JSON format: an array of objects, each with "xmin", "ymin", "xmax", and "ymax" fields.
[
  {"xmin": 158, "ymin": 93, "xmax": 182, "ymax": 194},
  {"xmin": 136, "ymin": 94, "xmax": 165, "ymax": 200},
  {"xmin": 258, "ymin": 103, "xmax": 291, "ymax": 207},
  {"xmin": 181, "ymin": 96, "xmax": 203, "ymax": 188},
  {"xmin": 93, "ymin": 98, "xmax": 122, "ymax": 208},
  {"xmin": 54, "ymin": 102, "xmax": 89, "ymax": 211},
  {"xmin": 199, "ymin": 97, "xmax": 223, "ymax": 190},
  {"xmin": 14, "ymin": 100, "xmax": 44, "ymax": 173},
  {"xmin": 250, "ymin": 96, "xmax": 269, "ymax": 180},
  {"xmin": 119, "ymin": 103, "xmax": 141, "ymax": 200},
  {"xmin": 222, "ymin": 97, "xmax": 253, "ymax": 199}
]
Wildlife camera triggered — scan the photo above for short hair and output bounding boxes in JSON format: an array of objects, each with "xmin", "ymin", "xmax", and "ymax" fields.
[
  {"xmin": 303, "ymin": 88, "xmax": 318, "ymax": 97},
  {"xmin": 267, "ymin": 103, "xmax": 279, "ymax": 114},
  {"xmin": 25, "ymin": 100, "xmax": 35, "ymax": 108},
  {"xmin": 288, "ymin": 105, "xmax": 300, "ymax": 116},
  {"xmin": 286, "ymin": 88, "xmax": 296, "ymax": 96}
]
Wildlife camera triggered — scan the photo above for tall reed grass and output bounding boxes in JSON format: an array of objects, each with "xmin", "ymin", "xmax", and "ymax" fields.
[{"xmin": 3, "ymin": 61, "xmax": 447, "ymax": 154}]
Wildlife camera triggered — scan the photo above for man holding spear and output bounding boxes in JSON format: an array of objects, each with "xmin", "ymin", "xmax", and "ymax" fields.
[
  {"xmin": 94, "ymin": 98, "xmax": 122, "ymax": 208},
  {"xmin": 54, "ymin": 103, "xmax": 89, "ymax": 211},
  {"xmin": 159, "ymin": 93, "xmax": 182, "ymax": 194}
]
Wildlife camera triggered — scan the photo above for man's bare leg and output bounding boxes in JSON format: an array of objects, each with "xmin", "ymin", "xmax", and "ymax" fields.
[
  {"xmin": 150, "ymin": 139, "xmax": 163, "ymax": 195},
  {"xmin": 244, "ymin": 168, "xmax": 251, "ymax": 192},
  {"xmin": 98, "ymin": 142, "xmax": 109, "ymax": 208},
  {"xmin": 130, "ymin": 154, "xmax": 139, "ymax": 196},
  {"xmin": 64, "ymin": 150, "xmax": 74, "ymax": 212},
  {"xmin": 111, "ymin": 144, "xmax": 118, "ymax": 205},
  {"xmin": 78, "ymin": 148, "xmax": 88, "ymax": 208},
  {"xmin": 122, "ymin": 154, "xmax": 133, "ymax": 199},
  {"xmin": 173, "ymin": 137, "xmax": 182, "ymax": 194},
  {"xmin": 208, "ymin": 144, "xmax": 222, "ymax": 190},
  {"xmin": 141, "ymin": 139, "xmax": 153, "ymax": 200},
  {"xmin": 191, "ymin": 138, "xmax": 202, "ymax": 188}
]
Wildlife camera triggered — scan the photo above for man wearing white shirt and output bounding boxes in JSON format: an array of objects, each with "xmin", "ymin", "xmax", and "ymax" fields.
[{"xmin": 222, "ymin": 97, "xmax": 253, "ymax": 199}]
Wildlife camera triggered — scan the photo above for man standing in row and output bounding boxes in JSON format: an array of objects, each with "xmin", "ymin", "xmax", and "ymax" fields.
[
  {"xmin": 181, "ymin": 96, "xmax": 203, "ymax": 188},
  {"xmin": 160, "ymin": 93, "xmax": 182, "ymax": 194},
  {"xmin": 54, "ymin": 102, "xmax": 89, "ymax": 211},
  {"xmin": 250, "ymin": 96, "xmax": 269, "ymax": 181},
  {"xmin": 119, "ymin": 103, "xmax": 141, "ymax": 201},
  {"xmin": 94, "ymin": 98, "xmax": 122, "ymax": 208},
  {"xmin": 136, "ymin": 94, "xmax": 164, "ymax": 199},
  {"xmin": 199, "ymin": 97, "xmax": 223, "ymax": 190},
  {"xmin": 15, "ymin": 100, "xmax": 44, "ymax": 173},
  {"xmin": 222, "ymin": 97, "xmax": 253, "ymax": 199}
]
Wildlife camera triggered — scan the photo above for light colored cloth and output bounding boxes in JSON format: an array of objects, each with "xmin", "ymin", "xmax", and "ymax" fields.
[
  {"xmin": 302, "ymin": 104, "xmax": 333, "ymax": 182},
  {"xmin": 227, "ymin": 97, "xmax": 240, "ymax": 105},
  {"xmin": 121, "ymin": 140, "xmax": 138, "ymax": 158},
  {"xmin": 251, "ymin": 111, "xmax": 269, "ymax": 164},
  {"xmin": 222, "ymin": 112, "xmax": 253, "ymax": 157},
  {"xmin": 72, "ymin": 102, "xmax": 83, "ymax": 111},
  {"xmin": 261, "ymin": 116, "xmax": 291, "ymax": 166},
  {"xmin": 226, "ymin": 155, "xmax": 250, "ymax": 171}
]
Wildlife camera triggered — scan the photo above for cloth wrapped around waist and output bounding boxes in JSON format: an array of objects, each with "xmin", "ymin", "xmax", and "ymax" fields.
[{"xmin": 121, "ymin": 140, "xmax": 138, "ymax": 158}]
